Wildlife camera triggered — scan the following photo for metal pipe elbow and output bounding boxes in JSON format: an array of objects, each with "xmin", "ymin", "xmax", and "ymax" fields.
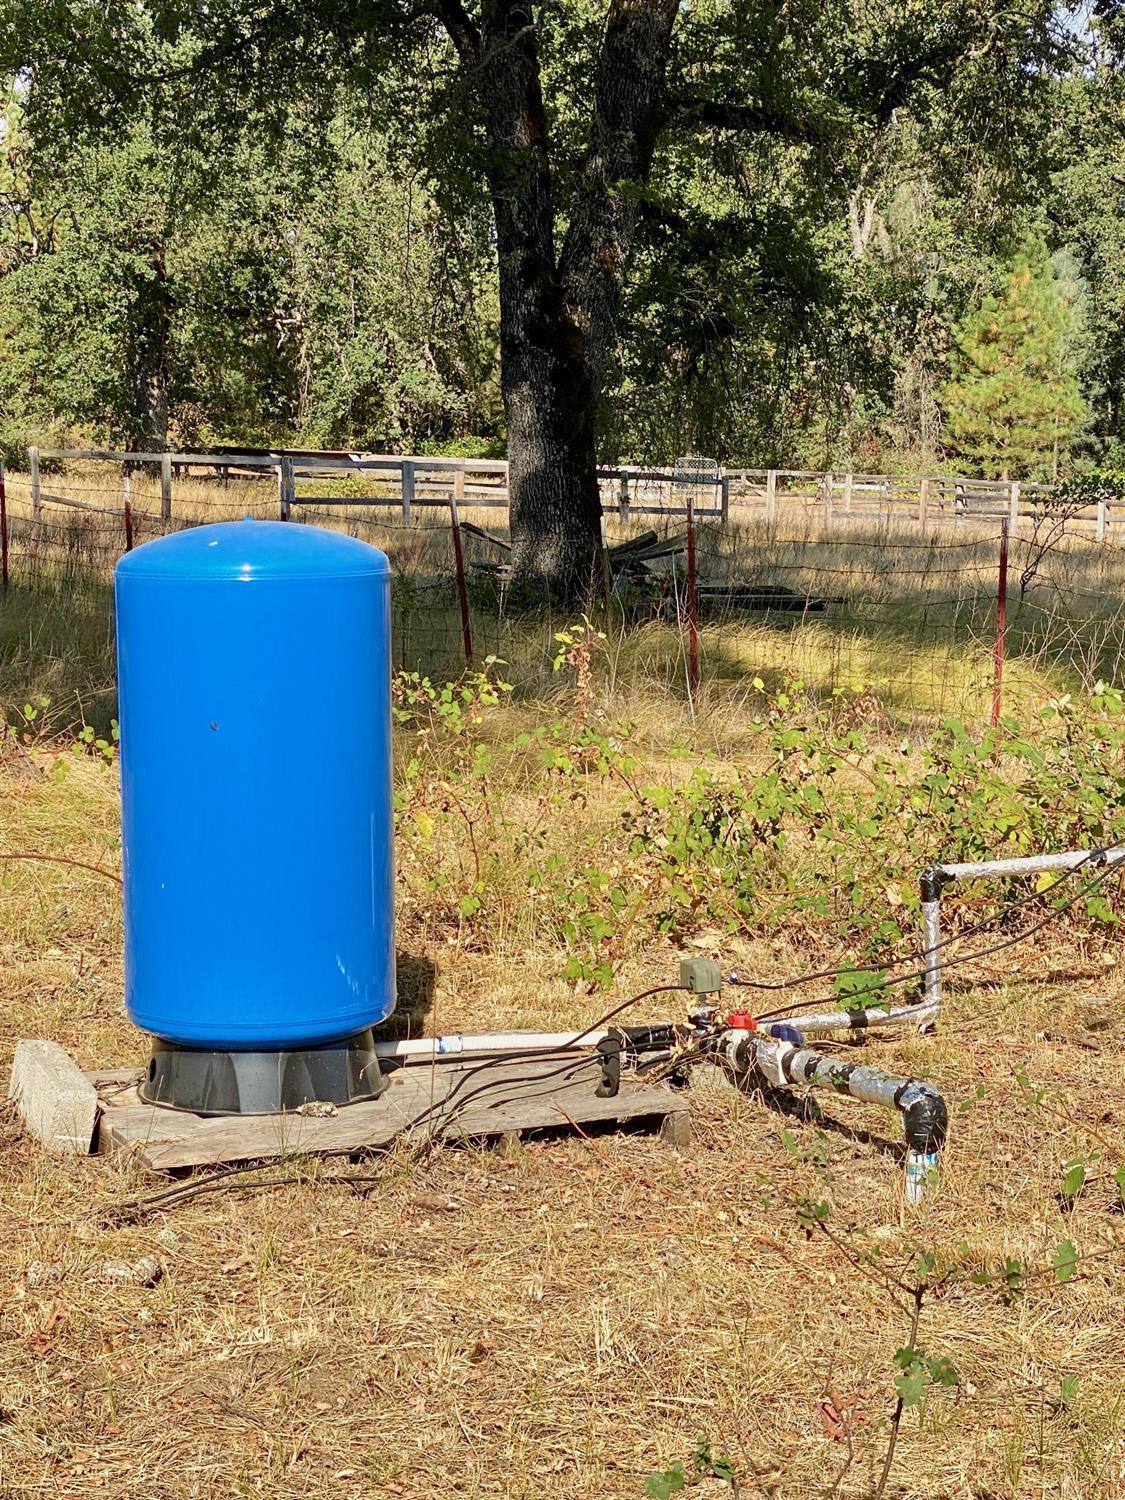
[{"xmin": 897, "ymin": 1079, "xmax": 948, "ymax": 1156}]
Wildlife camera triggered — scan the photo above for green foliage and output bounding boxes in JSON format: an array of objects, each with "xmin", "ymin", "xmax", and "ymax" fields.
[
  {"xmin": 1056, "ymin": 469, "xmax": 1125, "ymax": 509},
  {"xmin": 392, "ymin": 675, "xmax": 1125, "ymax": 985},
  {"xmin": 0, "ymin": 89, "xmax": 500, "ymax": 453},
  {"xmin": 644, "ymin": 1437, "xmax": 735, "ymax": 1497},
  {"xmin": 1053, "ymin": 1240, "xmax": 1078, "ymax": 1283},
  {"xmin": 892, "ymin": 1346, "xmax": 960, "ymax": 1408},
  {"xmin": 940, "ymin": 242, "xmax": 1087, "ymax": 479},
  {"xmin": 643, "ymin": 1464, "xmax": 685, "ymax": 1499},
  {"xmin": 1057, "ymin": 1372, "xmax": 1080, "ymax": 1410},
  {"xmin": 391, "ymin": 660, "xmax": 512, "ymax": 741},
  {"xmin": 0, "ymin": 0, "xmax": 1120, "ymax": 472}
]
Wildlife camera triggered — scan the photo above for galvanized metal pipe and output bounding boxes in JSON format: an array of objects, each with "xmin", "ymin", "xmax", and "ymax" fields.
[
  {"xmin": 726, "ymin": 1031, "xmax": 948, "ymax": 1202},
  {"xmin": 919, "ymin": 846, "xmax": 1125, "ymax": 1016},
  {"xmin": 781, "ymin": 998, "xmax": 938, "ymax": 1035}
]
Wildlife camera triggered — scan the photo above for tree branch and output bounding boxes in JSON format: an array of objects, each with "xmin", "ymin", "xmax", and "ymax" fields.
[
  {"xmin": 668, "ymin": 96, "xmax": 831, "ymax": 146},
  {"xmin": 431, "ymin": 0, "xmax": 481, "ymax": 61}
]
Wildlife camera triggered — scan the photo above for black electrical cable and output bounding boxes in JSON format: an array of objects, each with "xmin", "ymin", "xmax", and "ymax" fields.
[
  {"xmin": 402, "ymin": 984, "xmax": 690, "ymax": 1136},
  {"xmin": 426, "ymin": 1057, "xmax": 606, "ymax": 1146},
  {"xmin": 104, "ymin": 983, "xmax": 692, "ymax": 1220},
  {"xmin": 728, "ymin": 844, "xmax": 1113, "ymax": 997},
  {"xmin": 750, "ymin": 850, "xmax": 1125, "ymax": 1023},
  {"xmin": 422, "ymin": 1054, "xmax": 602, "ymax": 1142},
  {"xmin": 640, "ymin": 1041, "xmax": 722, "ymax": 1085}
]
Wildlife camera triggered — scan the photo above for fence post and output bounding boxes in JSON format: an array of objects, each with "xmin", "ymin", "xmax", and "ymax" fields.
[
  {"xmin": 0, "ymin": 460, "xmax": 8, "ymax": 587},
  {"xmin": 1008, "ymin": 479, "xmax": 1020, "ymax": 529},
  {"xmin": 161, "ymin": 452, "xmax": 172, "ymax": 522},
  {"xmin": 599, "ymin": 512, "xmax": 614, "ymax": 616},
  {"xmin": 823, "ymin": 472, "xmax": 834, "ymax": 525},
  {"xmin": 765, "ymin": 468, "xmax": 777, "ymax": 523},
  {"xmin": 1097, "ymin": 495, "xmax": 1107, "ymax": 542},
  {"xmin": 401, "ymin": 459, "xmax": 415, "ymax": 524},
  {"xmin": 29, "ymin": 446, "xmax": 40, "ymax": 529},
  {"xmin": 719, "ymin": 472, "xmax": 730, "ymax": 524},
  {"xmin": 449, "ymin": 494, "xmax": 473, "ymax": 667},
  {"xmin": 277, "ymin": 457, "xmax": 294, "ymax": 520},
  {"xmin": 991, "ymin": 516, "xmax": 1009, "ymax": 728},
  {"xmin": 617, "ymin": 470, "xmax": 630, "ymax": 522},
  {"xmin": 686, "ymin": 494, "xmax": 699, "ymax": 701},
  {"xmin": 123, "ymin": 492, "xmax": 134, "ymax": 553},
  {"xmin": 918, "ymin": 476, "xmax": 930, "ymax": 527},
  {"xmin": 453, "ymin": 463, "xmax": 465, "ymax": 504}
]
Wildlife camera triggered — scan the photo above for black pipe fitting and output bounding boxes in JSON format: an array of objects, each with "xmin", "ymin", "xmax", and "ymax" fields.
[
  {"xmin": 896, "ymin": 1080, "xmax": 949, "ymax": 1154},
  {"xmin": 614, "ymin": 1023, "xmax": 681, "ymax": 1055},
  {"xmin": 920, "ymin": 866, "xmax": 953, "ymax": 904}
]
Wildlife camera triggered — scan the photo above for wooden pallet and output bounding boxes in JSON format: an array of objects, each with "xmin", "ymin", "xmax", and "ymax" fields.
[{"xmin": 87, "ymin": 1055, "xmax": 690, "ymax": 1171}]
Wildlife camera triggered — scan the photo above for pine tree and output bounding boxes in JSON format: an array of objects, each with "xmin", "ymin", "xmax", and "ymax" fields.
[{"xmin": 941, "ymin": 243, "xmax": 1087, "ymax": 479}]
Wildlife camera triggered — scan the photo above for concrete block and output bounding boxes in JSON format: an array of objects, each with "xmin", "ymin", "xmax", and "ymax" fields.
[{"xmin": 8, "ymin": 1040, "xmax": 98, "ymax": 1154}]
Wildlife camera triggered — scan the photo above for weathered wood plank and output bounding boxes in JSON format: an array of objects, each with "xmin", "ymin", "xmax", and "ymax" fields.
[{"xmin": 94, "ymin": 1056, "xmax": 687, "ymax": 1171}]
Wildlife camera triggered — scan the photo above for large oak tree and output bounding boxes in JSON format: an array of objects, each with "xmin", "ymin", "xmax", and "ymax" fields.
[{"xmin": 2, "ymin": 0, "xmax": 1071, "ymax": 594}]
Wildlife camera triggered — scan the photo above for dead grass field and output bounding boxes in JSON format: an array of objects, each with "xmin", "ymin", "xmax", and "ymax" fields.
[
  {"xmin": 5, "ymin": 461, "xmax": 1125, "ymax": 733},
  {"xmin": 3, "ymin": 709, "xmax": 1125, "ymax": 1499},
  {"xmin": 3, "ymin": 470, "xmax": 1125, "ymax": 1497}
]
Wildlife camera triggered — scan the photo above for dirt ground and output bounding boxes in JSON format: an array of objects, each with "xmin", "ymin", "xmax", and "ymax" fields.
[{"xmin": 2, "ymin": 754, "xmax": 1125, "ymax": 1500}]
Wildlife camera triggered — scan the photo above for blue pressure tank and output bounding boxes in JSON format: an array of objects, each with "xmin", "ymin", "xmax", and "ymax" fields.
[{"xmin": 115, "ymin": 519, "xmax": 395, "ymax": 1059}]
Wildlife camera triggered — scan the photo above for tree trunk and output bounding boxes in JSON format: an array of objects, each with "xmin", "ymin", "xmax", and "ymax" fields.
[
  {"xmin": 125, "ymin": 237, "xmax": 171, "ymax": 452},
  {"xmin": 503, "ymin": 338, "xmax": 604, "ymax": 601},
  {"xmin": 440, "ymin": 0, "xmax": 680, "ymax": 600}
]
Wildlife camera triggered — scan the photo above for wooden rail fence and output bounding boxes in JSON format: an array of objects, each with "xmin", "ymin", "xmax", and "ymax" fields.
[{"xmin": 17, "ymin": 448, "xmax": 1119, "ymax": 537}]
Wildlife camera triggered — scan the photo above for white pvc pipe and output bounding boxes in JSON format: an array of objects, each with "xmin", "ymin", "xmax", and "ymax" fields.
[{"xmin": 374, "ymin": 1030, "xmax": 608, "ymax": 1060}]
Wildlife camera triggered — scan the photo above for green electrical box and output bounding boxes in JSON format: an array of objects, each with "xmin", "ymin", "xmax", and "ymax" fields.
[{"xmin": 679, "ymin": 956, "xmax": 723, "ymax": 995}]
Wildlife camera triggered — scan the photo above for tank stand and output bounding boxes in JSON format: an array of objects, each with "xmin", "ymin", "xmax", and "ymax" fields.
[{"xmin": 139, "ymin": 1027, "xmax": 385, "ymax": 1116}]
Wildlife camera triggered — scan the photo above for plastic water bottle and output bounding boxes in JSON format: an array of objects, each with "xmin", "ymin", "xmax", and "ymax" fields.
[{"xmin": 905, "ymin": 1149, "xmax": 939, "ymax": 1204}]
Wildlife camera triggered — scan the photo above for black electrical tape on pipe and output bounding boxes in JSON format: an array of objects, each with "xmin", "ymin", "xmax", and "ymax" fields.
[
  {"xmin": 920, "ymin": 866, "xmax": 954, "ymax": 903},
  {"xmin": 894, "ymin": 1081, "xmax": 949, "ymax": 1153}
]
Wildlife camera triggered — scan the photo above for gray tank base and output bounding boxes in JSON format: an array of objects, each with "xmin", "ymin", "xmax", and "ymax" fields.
[{"xmin": 139, "ymin": 1028, "xmax": 386, "ymax": 1116}]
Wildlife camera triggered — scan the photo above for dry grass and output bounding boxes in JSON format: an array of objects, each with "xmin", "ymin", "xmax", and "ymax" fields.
[
  {"xmin": 4, "ymin": 462, "xmax": 1125, "ymax": 736},
  {"xmin": 3, "ymin": 715, "xmax": 1125, "ymax": 1498},
  {"xmin": 4, "ymin": 470, "xmax": 1125, "ymax": 1495}
]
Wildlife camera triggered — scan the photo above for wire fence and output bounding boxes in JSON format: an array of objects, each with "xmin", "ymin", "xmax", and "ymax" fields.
[{"xmin": 4, "ymin": 461, "xmax": 1125, "ymax": 723}]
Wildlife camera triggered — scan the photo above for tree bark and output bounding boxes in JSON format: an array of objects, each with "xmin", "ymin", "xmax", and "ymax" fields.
[
  {"xmin": 125, "ymin": 236, "xmax": 171, "ymax": 452},
  {"xmin": 439, "ymin": 0, "xmax": 681, "ymax": 599}
]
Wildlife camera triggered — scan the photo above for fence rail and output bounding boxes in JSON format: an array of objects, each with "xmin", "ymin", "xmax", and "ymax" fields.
[
  {"xmin": 24, "ymin": 447, "xmax": 1122, "ymax": 536},
  {"xmin": 7, "ymin": 446, "xmax": 1125, "ymax": 726}
]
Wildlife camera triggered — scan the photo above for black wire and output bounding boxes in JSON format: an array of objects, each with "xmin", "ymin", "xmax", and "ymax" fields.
[
  {"xmin": 427, "ymin": 1057, "xmax": 605, "ymax": 1145},
  {"xmin": 729, "ymin": 845, "xmax": 1111, "ymax": 996},
  {"xmin": 104, "ymin": 984, "xmax": 691, "ymax": 1220},
  {"xmin": 403, "ymin": 984, "xmax": 689, "ymax": 1136},
  {"xmin": 639, "ymin": 1042, "xmax": 721, "ymax": 1085},
  {"xmin": 751, "ymin": 851, "xmax": 1125, "ymax": 1023},
  {"xmin": 423, "ymin": 1054, "xmax": 601, "ymax": 1140}
]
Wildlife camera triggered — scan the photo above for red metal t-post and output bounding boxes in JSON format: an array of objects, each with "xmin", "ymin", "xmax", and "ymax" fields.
[
  {"xmin": 0, "ymin": 461, "xmax": 9, "ymax": 587},
  {"xmin": 450, "ymin": 495, "xmax": 473, "ymax": 666},
  {"xmin": 687, "ymin": 495, "xmax": 699, "ymax": 699}
]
